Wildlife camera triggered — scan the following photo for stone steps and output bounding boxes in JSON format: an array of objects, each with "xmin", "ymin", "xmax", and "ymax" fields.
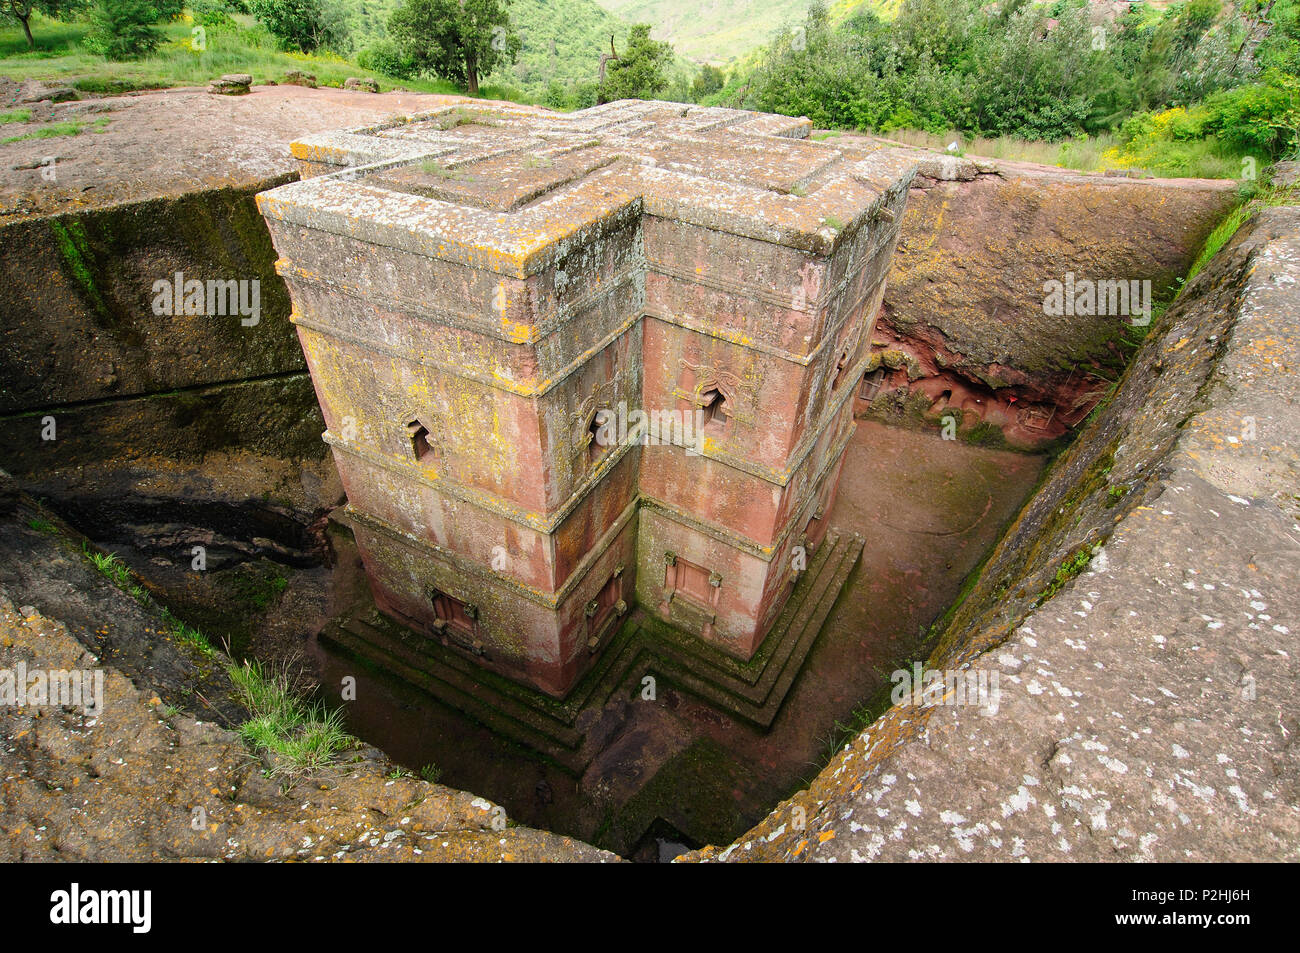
[
  {"xmin": 321, "ymin": 612, "xmax": 592, "ymax": 767},
  {"xmin": 320, "ymin": 529, "xmax": 864, "ymax": 772},
  {"xmin": 624, "ymin": 532, "xmax": 864, "ymax": 726}
]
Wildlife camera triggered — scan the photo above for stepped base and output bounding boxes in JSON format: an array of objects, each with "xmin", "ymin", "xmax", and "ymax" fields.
[{"xmin": 321, "ymin": 529, "xmax": 864, "ymax": 775}]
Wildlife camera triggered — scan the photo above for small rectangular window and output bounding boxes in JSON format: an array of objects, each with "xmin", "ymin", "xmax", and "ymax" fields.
[
  {"xmin": 667, "ymin": 556, "xmax": 713, "ymax": 605},
  {"xmin": 431, "ymin": 589, "xmax": 474, "ymax": 635}
]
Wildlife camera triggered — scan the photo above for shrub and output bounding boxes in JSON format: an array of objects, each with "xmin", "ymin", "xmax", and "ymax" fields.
[
  {"xmin": 248, "ymin": 0, "xmax": 332, "ymax": 53},
  {"xmin": 1198, "ymin": 72, "xmax": 1300, "ymax": 158},
  {"xmin": 83, "ymin": 0, "xmax": 182, "ymax": 60},
  {"xmin": 356, "ymin": 39, "xmax": 416, "ymax": 80},
  {"xmin": 190, "ymin": 0, "xmax": 236, "ymax": 28}
]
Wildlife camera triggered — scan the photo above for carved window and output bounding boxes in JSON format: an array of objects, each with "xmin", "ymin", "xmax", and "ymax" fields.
[
  {"xmin": 665, "ymin": 555, "xmax": 716, "ymax": 606},
  {"xmin": 859, "ymin": 369, "xmax": 884, "ymax": 401},
  {"xmin": 832, "ymin": 347, "xmax": 851, "ymax": 391},
  {"xmin": 406, "ymin": 419, "xmax": 433, "ymax": 462},
  {"xmin": 585, "ymin": 572, "xmax": 625, "ymax": 650},
  {"xmin": 701, "ymin": 388, "xmax": 728, "ymax": 432},
  {"xmin": 587, "ymin": 412, "xmax": 607, "ymax": 464},
  {"xmin": 804, "ymin": 511, "xmax": 824, "ymax": 552},
  {"xmin": 430, "ymin": 589, "xmax": 475, "ymax": 637}
]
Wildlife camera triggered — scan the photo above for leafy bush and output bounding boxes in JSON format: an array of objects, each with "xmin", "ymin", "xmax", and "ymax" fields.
[
  {"xmin": 1198, "ymin": 72, "xmax": 1300, "ymax": 157},
  {"xmin": 690, "ymin": 63, "xmax": 724, "ymax": 101},
  {"xmin": 748, "ymin": 0, "xmax": 1296, "ymax": 156},
  {"xmin": 248, "ymin": 0, "xmax": 333, "ymax": 53},
  {"xmin": 190, "ymin": 0, "xmax": 236, "ymax": 28},
  {"xmin": 1102, "ymin": 106, "xmax": 1241, "ymax": 178},
  {"xmin": 83, "ymin": 0, "xmax": 182, "ymax": 59},
  {"xmin": 356, "ymin": 38, "xmax": 415, "ymax": 78},
  {"xmin": 599, "ymin": 23, "xmax": 671, "ymax": 103}
]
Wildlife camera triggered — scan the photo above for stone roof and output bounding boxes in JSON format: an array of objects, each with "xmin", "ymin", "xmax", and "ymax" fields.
[{"xmin": 258, "ymin": 100, "xmax": 916, "ymax": 277}]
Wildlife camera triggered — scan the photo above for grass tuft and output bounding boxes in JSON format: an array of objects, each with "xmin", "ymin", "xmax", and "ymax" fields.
[
  {"xmin": 1034, "ymin": 544, "xmax": 1096, "ymax": 607},
  {"xmin": 1184, "ymin": 179, "xmax": 1300, "ymax": 287},
  {"xmin": 75, "ymin": 539, "xmax": 355, "ymax": 774},
  {"xmin": 228, "ymin": 658, "xmax": 355, "ymax": 776},
  {"xmin": 2, "ymin": 119, "xmax": 84, "ymax": 143}
]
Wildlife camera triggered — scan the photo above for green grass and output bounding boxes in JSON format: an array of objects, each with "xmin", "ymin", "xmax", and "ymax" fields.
[
  {"xmin": 228, "ymin": 658, "xmax": 354, "ymax": 776},
  {"xmin": 0, "ymin": 108, "xmax": 32, "ymax": 123},
  {"xmin": 877, "ymin": 127, "xmax": 1246, "ymax": 180},
  {"xmin": 815, "ymin": 654, "xmax": 927, "ymax": 766},
  {"xmin": 85, "ymin": 542, "xmax": 133, "ymax": 589},
  {"xmin": 25, "ymin": 516, "xmax": 57, "ymax": 533},
  {"xmin": 420, "ymin": 159, "xmax": 467, "ymax": 179},
  {"xmin": 1184, "ymin": 178, "xmax": 1300, "ymax": 287},
  {"xmin": 1033, "ymin": 544, "xmax": 1097, "ymax": 607},
  {"xmin": 0, "ymin": 117, "xmax": 102, "ymax": 143},
  {"xmin": 76, "ymin": 538, "xmax": 356, "ymax": 773},
  {"xmin": 0, "ymin": 13, "xmax": 517, "ymax": 100},
  {"xmin": 231, "ymin": 565, "xmax": 289, "ymax": 611},
  {"xmin": 157, "ymin": 606, "xmax": 217, "ymax": 658},
  {"xmin": 881, "ymin": 128, "xmax": 1126, "ymax": 171}
]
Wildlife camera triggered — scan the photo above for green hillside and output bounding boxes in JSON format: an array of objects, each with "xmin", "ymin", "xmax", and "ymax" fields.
[
  {"xmin": 334, "ymin": 0, "xmax": 635, "ymax": 96},
  {"xmin": 588, "ymin": 0, "xmax": 905, "ymax": 66},
  {"xmin": 497, "ymin": 0, "xmax": 635, "ymax": 93},
  {"xmin": 594, "ymin": 0, "xmax": 811, "ymax": 63}
]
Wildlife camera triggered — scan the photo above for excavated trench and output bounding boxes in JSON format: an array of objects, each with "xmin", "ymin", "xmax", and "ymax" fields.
[
  {"xmin": 0, "ymin": 136, "xmax": 1239, "ymax": 859},
  {"xmin": 14, "ymin": 416, "xmax": 1045, "ymax": 859}
]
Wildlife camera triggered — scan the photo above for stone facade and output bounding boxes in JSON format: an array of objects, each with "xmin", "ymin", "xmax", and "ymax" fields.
[{"xmin": 257, "ymin": 100, "xmax": 914, "ymax": 696}]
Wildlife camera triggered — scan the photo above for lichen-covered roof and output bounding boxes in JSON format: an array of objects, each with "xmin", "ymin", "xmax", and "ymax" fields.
[{"xmin": 259, "ymin": 100, "xmax": 916, "ymax": 277}]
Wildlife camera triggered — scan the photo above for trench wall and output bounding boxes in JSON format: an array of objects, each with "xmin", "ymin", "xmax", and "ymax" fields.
[
  {"xmin": 688, "ymin": 191, "xmax": 1300, "ymax": 863},
  {"xmin": 0, "ymin": 178, "xmax": 326, "ymax": 478},
  {"xmin": 858, "ymin": 150, "xmax": 1239, "ymax": 448}
]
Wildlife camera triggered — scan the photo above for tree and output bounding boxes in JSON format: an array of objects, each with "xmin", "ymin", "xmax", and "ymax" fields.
[
  {"xmin": 82, "ymin": 0, "xmax": 181, "ymax": 60},
  {"xmin": 249, "ymin": 0, "xmax": 333, "ymax": 53},
  {"xmin": 691, "ymin": 64, "xmax": 725, "ymax": 101},
  {"xmin": 388, "ymin": 0, "xmax": 520, "ymax": 96},
  {"xmin": 599, "ymin": 24, "xmax": 672, "ymax": 103},
  {"xmin": 2, "ymin": 0, "xmax": 81, "ymax": 49}
]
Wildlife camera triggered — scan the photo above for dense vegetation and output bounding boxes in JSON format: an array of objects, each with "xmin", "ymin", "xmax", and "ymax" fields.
[
  {"xmin": 2, "ymin": 0, "xmax": 1296, "ymax": 178},
  {"xmin": 734, "ymin": 0, "xmax": 1299, "ymax": 173},
  {"xmin": 340, "ymin": 0, "xmax": 642, "ymax": 99},
  {"xmin": 1, "ymin": 0, "xmax": 647, "ymax": 99}
]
